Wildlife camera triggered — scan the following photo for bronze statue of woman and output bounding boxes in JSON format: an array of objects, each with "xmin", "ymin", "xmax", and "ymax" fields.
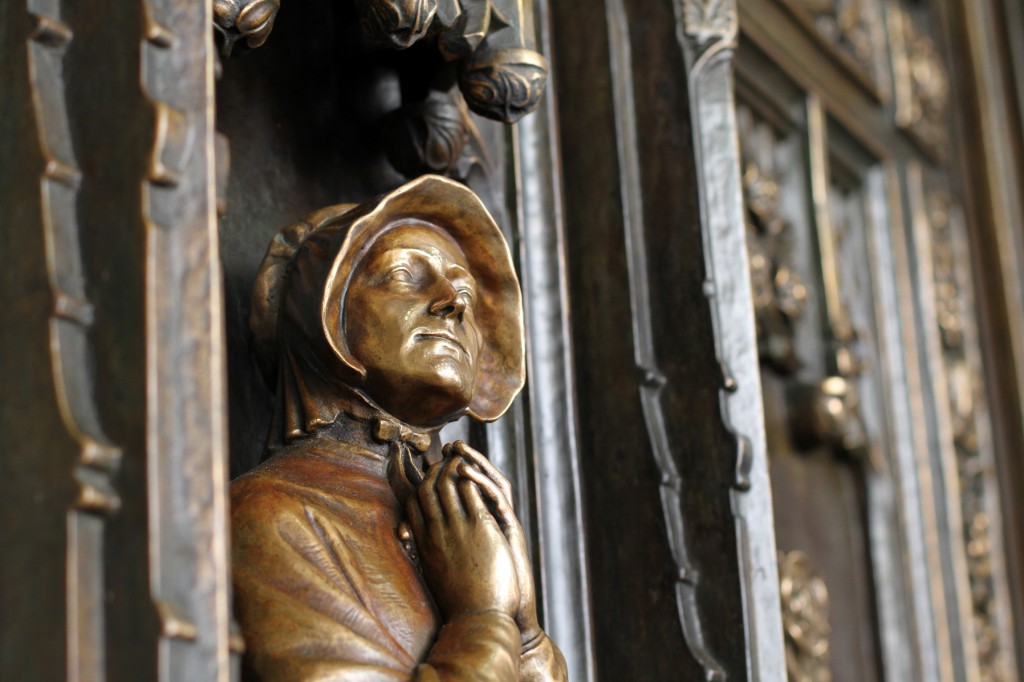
[{"xmin": 232, "ymin": 175, "xmax": 567, "ymax": 681}]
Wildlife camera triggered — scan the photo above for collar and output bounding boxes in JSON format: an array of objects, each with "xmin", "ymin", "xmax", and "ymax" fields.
[{"xmin": 308, "ymin": 386, "xmax": 441, "ymax": 504}]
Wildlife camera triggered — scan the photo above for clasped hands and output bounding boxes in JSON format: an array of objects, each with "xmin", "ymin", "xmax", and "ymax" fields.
[{"xmin": 406, "ymin": 440, "xmax": 541, "ymax": 645}]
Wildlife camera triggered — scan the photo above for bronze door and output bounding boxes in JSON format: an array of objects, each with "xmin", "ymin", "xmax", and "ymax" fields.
[
  {"xmin": 736, "ymin": 1, "xmax": 1021, "ymax": 681},
  {"xmin": 4, "ymin": 0, "xmax": 1024, "ymax": 680}
]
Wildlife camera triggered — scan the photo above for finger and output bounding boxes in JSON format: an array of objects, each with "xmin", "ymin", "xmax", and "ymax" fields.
[
  {"xmin": 457, "ymin": 477, "xmax": 491, "ymax": 520},
  {"xmin": 457, "ymin": 462, "xmax": 515, "ymax": 529},
  {"xmin": 417, "ymin": 459, "xmax": 446, "ymax": 525},
  {"xmin": 436, "ymin": 456, "xmax": 465, "ymax": 521},
  {"xmin": 452, "ymin": 441, "xmax": 514, "ymax": 507},
  {"xmin": 406, "ymin": 497, "xmax": 427, "ymax": 540}
]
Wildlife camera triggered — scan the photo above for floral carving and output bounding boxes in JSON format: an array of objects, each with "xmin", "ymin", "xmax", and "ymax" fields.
[{"xmin": 779, "ymin": 551, "xmax": 831, "ymax": 682}]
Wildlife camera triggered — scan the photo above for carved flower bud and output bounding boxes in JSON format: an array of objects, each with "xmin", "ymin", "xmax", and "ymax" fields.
[
  {"xmin": 356, "ymin": 0, "xmax": 439, "ymax": 49},
  {"xmin": 458, "ymin": 47, "xmax": 548, "ymax": 123},
  {"xmin": 383, "ymin": 90, "xmax": 470, "ymax": 178},
  {"xmin": 436, "ymin": 0, "xmax": 491, "ymax": 60},
  {"xmin": 214, "ymin": 0, "xmax": 241, "ymax": 28},
  {"xmin": 213, "ymin": 0, "xmax": 279, "ymax": 55},
  {"xmin": 237, "ymin": 0, "xmax": 280, "ymax": 48}
]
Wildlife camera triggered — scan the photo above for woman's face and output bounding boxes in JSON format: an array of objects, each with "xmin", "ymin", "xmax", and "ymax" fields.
[{"xmin": 343, "ymin": 223, "xmax": 482, "ymax": 426}]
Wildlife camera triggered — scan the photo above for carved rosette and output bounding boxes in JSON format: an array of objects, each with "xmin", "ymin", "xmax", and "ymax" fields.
[
  {"xmin": 891, "ymin": 5, "xmax": 950, "ymax": 159},
  {"xmin": 927, "ymin": 191, "xmax": 1008, "ymax": 681},
  {"xmin": 779, "ymin": 551, "xmax": 832, "ymax": 682}
]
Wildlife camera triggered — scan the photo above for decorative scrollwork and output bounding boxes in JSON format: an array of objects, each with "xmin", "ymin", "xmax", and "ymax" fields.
[{"xmin": 779, "ymin": 551, "xmax": 832, "ymax": 682}]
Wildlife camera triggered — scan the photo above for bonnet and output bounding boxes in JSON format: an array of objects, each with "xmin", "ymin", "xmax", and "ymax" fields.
[{"xmin": 250, "ymin": 175, "xmax": 525, "ymax": 441}]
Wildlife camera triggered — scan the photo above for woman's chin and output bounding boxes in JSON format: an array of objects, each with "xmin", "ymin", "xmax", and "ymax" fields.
[{"xmin": 373, "ymin": 370, "xmax": 474, "ymax": 427}]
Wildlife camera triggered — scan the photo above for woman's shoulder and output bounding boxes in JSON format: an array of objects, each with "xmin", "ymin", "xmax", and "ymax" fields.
[{"xmin": 230, "ymin": 439, "xmax": 392, "ymax": 529}]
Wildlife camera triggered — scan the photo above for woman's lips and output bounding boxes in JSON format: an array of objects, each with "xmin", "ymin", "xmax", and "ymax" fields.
[{"xmin": 416, "ymin": 331, "xmax": 468, "ymax": 356}]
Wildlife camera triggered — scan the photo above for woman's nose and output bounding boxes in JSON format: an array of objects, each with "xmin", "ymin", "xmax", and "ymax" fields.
[{"xmin": 429, "ymin": 280, "xmax": 467, "ymax": 319}]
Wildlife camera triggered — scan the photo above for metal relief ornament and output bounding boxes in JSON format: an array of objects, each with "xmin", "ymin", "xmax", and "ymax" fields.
[
  {"xmin": 674, "ymin": 0, "xmax": 788, "ymax": 678},
  {"xmin": 679, "ymin": 0, "xmax": 738, "ymax": 45},
  {"xmin": 788, "ymin": 99, "xmax": 881, "ymax": 469},
  {"xmin": 779, "ymin": 551, "xmax": 831, "ymax": 682},
  {"xmin": 738, "ymin": 106, "xmax": 809, "ymax": 374},
  {"xmin": 890, "ymin": 4, "xmax": 950, "ymax": 159},
  {"xmin": 927, "ymin": 190, "xmax": 1012, "ymax": 682},
  {"xmin": 212, "ymin": 0, "xmax": 548, "ymax": 125},
  {"xmin": 232, "ymin": 176, "xmax": 567, "ymax": 680},
  {"xmin": 794, "ymin": 0, "xmax": 885, "ymax": 84},
  {"xmin": 382, "ymin": 83, "xmax": 491, "ymax": 181},
  {"xmin": 25, "ymin": 2, "xmax": 124, "ymax": 678},
  {"xmin": 213, "ymin": 0, "xmax": 280, "ymax": 53}
]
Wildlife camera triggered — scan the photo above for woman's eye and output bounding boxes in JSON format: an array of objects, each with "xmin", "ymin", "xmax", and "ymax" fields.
[{"xmin": 388, "ymin": 267, "xmax": 415, "ymax": 283}]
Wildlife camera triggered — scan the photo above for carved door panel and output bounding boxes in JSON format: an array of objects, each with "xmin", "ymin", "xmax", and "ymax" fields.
[
  {"xmin": 5, "ymin": 0, "xmax": 1024, "ymax": 680},
  {"xmin": 736, "ymin": 1, "xmax": 1020, "ymax": 681}
]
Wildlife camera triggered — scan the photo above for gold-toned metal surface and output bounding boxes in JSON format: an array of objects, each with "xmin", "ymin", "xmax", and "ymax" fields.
[
  {"xmin": 779, "ymin": 551, "xmax": 832, "ymax": 682},
  {"xmin": 142, "ymin": 0, "xmax": 235, "ymax": 677},
  {"xmin": 233, "ymin": 175, "xmax": 566, "ymax": 680}
]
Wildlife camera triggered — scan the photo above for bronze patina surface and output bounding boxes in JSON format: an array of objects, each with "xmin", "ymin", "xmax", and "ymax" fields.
[{"xmin": 232, "ymin": 174, "xmax": 566, "ymax": 680}]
